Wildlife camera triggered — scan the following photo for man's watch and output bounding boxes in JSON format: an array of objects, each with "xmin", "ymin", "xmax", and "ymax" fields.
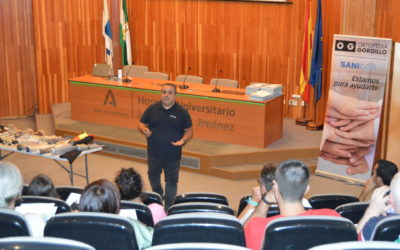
[{"xmin": 261, "ymin": 196, "xmax": 276, "ymax": 205}]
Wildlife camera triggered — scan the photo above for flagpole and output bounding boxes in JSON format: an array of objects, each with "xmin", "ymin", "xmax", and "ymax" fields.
[
  {"xmin": 295, "ymin": 103, "xmax": 311, "ymax": 126},
  {"xmin": 306, "ymin": 68, "xmax": 323, "ymax": 131}
]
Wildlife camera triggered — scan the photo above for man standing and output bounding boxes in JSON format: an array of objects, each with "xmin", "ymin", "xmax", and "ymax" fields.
[
  {"xmin": 244, "ymin": 160, "xmax": 340, "ymax": 249},
  {"xmin": 138, "ymin": 83, "xmax": 193, "ymax": 209}
]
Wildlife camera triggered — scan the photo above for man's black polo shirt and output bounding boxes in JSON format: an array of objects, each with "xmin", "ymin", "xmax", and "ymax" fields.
[{"xmin": 140, "ymin": 101, "xmax": 192, "ymax": 161}]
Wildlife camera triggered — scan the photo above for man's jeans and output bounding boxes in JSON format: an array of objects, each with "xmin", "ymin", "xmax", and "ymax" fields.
[{"xmin": 147, "ymin": 156, "xmax": 180, "ymax": 209}]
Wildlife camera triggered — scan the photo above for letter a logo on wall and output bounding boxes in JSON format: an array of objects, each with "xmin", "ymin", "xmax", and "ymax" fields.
[{"xmin": 103, "ymin": 90, "xmax": 117, "ymax": 107}]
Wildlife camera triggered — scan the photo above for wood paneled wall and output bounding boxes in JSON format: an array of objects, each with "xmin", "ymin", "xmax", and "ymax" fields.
[
  {"xmin": 0, "ymin": 0, "xmax": 36, "ymax": 117},
  {"xmin": 32, "ymin": 0, "xmax": 105, "ymax": 114},
  {"xmin": 2, "ymin": 0, "xmax": 400, "ymax": 120}
]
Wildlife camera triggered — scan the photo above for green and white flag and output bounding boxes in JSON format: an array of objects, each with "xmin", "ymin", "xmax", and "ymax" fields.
[{"xmin": 120, "ymin": 0, "xmax": 132, "ymax": 65}]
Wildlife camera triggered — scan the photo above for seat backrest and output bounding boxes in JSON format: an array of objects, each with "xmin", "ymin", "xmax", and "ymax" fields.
[
  {"xmin": 237, "ymin": 195, "xmax": 251, "ymax": 216},
  {"xmin": 335, "ymin": 201, "xmax": 369, "ymax": 224},
  {"xmin": 120, "ymin": 200, "xmax": 154, "ymax": 227},
  {"xmin": 167, "ymin": 202, "xmax": 234, "ymax": 216},
  {"xmin": 371, "ymin": 215, "xmax": 400, "ymax": 241},
  {"xmin": 56, "ymin": 186, "xmax": 84, "ymax": 201},
  {"xmin": 91, "ymin": 64, "xmax": 111, "ymax": 77},
  {"xmin": 262, "ymin": 216, "xmax": 357, "ymax": 250},
  {"xmin": 141, "ymin": 191, "xmax": 163, "ymax": 206},
  {"xmin": 142, "ymin": 71, "xmax": 169, "ymax": 80},
  {"xmin": 152, "ymin": 212, "xmax": 245, "ymax": 246},
  {"xmin": 123, "ymin": 65, "xmax": 149, "ymax": 78},
  {"xmin": 309, "ymin": 194, "xmax": 359, "ymax": 209},
  {"xmin": 173, "ymin": 192, "xmax": 229, "ymax": 206},
  {"xmin": 209, "ymin": 78, "xmax": 239, "ymax": 88},
  {"xmin": 0, "ymin": 236, "xmax": 95, "ymax": 250},
  {"xmin": 15, "ymin": 196, "xmax": 71, "ymax": 214},
  {"xmin": 44, "ymin": 212, "xmax": 139, "ymax": 250},
  {"xmin": 175, "ymin": 75, "xmax": 204, "ymax": 84},
  {"xmin": 147, "ymin": 242, "xmax": 250, "ymax": 250},
  {"xmin": 0, "ymin": 209, "xmax": 31, "ymax": 238},
  {"xmin": 308, "ymin": 240, "xmax": 400, "ymax": 250}
]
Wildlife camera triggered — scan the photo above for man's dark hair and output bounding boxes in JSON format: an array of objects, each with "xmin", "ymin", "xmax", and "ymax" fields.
[
  {"xmin": 79, "ymin": 179, "xmax": 120, "ymax": 214},
  {"xmin": 162, "ymin": 83, "xmax": 177, "ymax": 94},
  {"xmin": 27, "ymin": 174, "xmax": 57, "ymax": 197},
  {"xmin": 275, "ymin": 160, "xmax": 310, "ymax": 202},
  {"xmin": 260, "ymin": 163, "xmax": 276, "ymax": 191},
  {"xmin": 115, "ymin": 167, "xmax": 143, "ymax": 200},
  {"xmin": 377, "ymin": 159, "xmax": 398, "ymax": 185}
]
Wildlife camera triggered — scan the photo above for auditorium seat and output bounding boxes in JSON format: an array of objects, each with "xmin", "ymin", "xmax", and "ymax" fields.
[
  {"xmin": 123, "ymin": 65, "xmax": 149, "ymax": 78},
  {"xmin": 209, "ymin": 78, "xmax": 239, "ymax": 88},
  {"xmin": 152, "ymin": 212, "xmax": 245, "ymax": 246},
  {"xmin": 167, "ymin": 202, "xmax": 234, "ymax": 216},
  {"xmin": 91, "ymin": 64, "xmax": 111, "ymax": 77},
  {"xmin": 142, "ymin": 71, "xmax": 169, "ymax": 80},
  {"xmin": 237, "ymin": 195, "xmax": 251, "ymax": 215},
  {"xmin": 371, "ymin": 215, "xmax": 400, "ymax": 241},
  {"xmin": 120, "ymin": 200, "xmax": 154, "ymax": 227},
  {"xmin": 309, "ymin": 240, "xmax": 400, "ymax": 250},
  {"xmin": 56, "ymin": 186, "xmax": 84, "ymax": 201},
  {"xmin": 308, "ymin": 194, "xmax": 359, "ymax": 209},
  {"xmin": 44, "ymin": 212, "xmax": 139, "ymax": 250},
  {"xmin": 147, "ymin": 242, "xmax": 249, "ymax": 250},
  {"xmin": 0, "ymin": 236, "xmax": 95, "ymax": 250},
  {"xmin": 0, "ymin": 209, "xmax": 31, "ymax": 238},
  {"xmin": 173, "ymin": 192, "xmax": 229, "ymax": 206},
  {"xmin": 141, "ymin": 191, "xmax": 163, "ymax": 206},
  {"xmin": 176, "ymin": 75, "xmax": 204, "ymax": 84},
  {"xmin": 262, "ymin": 216, "xmax": 357, "ymax": 250},
  {"xmin": 15, "ymin": 196, "xmax": 71, "ymax": 214},
  {"xmin": 335, "ymin": 201, "xmax": 369, "ymax": 224}
]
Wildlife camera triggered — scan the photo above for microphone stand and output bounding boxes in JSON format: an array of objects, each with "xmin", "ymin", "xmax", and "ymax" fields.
[
  {"xmin": 180, "ymin": 75, "xmax": 189, "ymax": 89},
  {"xmin": 122, "ymin": 66, "xmax": 133, "ymax": 83},
  {"xmin": 211, "ymin": 78, "xmax": 221, "ymax": 93},
  {"xmin": 180, "ymin": 68, "xmax": 190, "ymax": 89}
]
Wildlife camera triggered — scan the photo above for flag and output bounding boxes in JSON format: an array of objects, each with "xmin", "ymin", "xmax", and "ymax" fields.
[
  {"xmin": 299, "ymin": 0, "xmax": 312, "ymax": 104},
  {"xmin": 120, "ymin": 0, "xmax": 132, "ymax": 65},
  {"xmin": 309, "ymin": 0, "xmax": 323, "ymax": 103},
  {"xmin": 103, "ymin": 0, "xmax": 113, "ymax": 68}
]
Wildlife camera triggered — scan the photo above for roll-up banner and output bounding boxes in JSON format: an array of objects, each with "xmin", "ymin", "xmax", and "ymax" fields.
[{"xmin": 317, "ymin": 35, "xmax": 392, "ymax": 182}]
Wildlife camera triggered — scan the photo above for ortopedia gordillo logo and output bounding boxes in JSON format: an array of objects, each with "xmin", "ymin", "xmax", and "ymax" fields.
[{"xmin": 335, "ymin": 40, "xmax": 356, "ymax": 52}]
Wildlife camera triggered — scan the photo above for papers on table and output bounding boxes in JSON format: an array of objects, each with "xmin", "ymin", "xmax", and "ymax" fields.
[{"xmin": 246, "ymin": 82, "xmax": 283, "ymax": 101}]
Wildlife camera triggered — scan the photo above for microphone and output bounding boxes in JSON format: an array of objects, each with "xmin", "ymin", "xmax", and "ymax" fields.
[
  {"xmin": 122, "ymin": 65, "xmax": 133, "ymax": 83},
  {"xmin": 179, "ymin": 67, "xmax": 190, "ymax": 89},
  {"xmin": 211, "ymin": 69, "xmax": 222, "ymax": 93}
]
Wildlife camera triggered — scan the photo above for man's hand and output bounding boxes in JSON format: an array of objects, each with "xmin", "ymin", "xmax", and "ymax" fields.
[
  {"xmin": 142, "ymin": 127, "xmax": 152, "ymax": 137},
  {"xmin": 171, "ymin": 139, "xmax": 185, "ymax": 146}
]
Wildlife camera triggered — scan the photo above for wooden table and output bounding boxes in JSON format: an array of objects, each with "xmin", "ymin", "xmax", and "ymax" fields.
[{"xmin": 69, "ymin": 75, "xmax": 283, "ymax": 148}]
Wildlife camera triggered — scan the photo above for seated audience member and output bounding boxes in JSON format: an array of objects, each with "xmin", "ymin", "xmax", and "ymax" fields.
[
  {"xmin": 358, "ymin": 159, "xmax": 398, "ymax": 201},
  {"xmin": 27, "ymin": 174, "xmax": 58, "ymax": 198},
  {"xmin": 80, "ymin": 179, "xmax": 153, "ymax": 248},
  {"xmin": 357, "ymin": 172, "xmax": 400, "ymax": 240},
  {"xmin": 238, "ymin": 163, "xmax": 312, "ymax": 225},
  {"xmin": 0, "ymin": 161, "xmax": 47, "ymax": 236},
  {"xmin": 244, "ymin": 160, "xmax": 340, "ymax": 250},
  {"xmin": 115, "ymin": 167, "xmax": 166, "ymax": 224},
  {"xmin": 0, "ymin": 161, "xmax": 23, "ymax": 209},
  {"xmin": 238, "ymin": 164, "xmax": 276, "ymax": 224}
]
